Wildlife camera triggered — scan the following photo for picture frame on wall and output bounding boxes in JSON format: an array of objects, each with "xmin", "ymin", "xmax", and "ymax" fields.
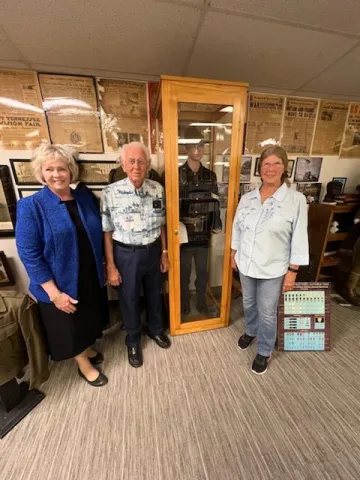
[
  {"xmin": 286, "ymin": 159, "xmax": 295, "ymax": 179},
  {"xmin": 18, "ymin": 188, "xmax": 42, "ymax": 198},
  {"xmin": 294, "ymin": 157, "xmax": 323, "ymax": 183},
  {"xmin": 0, "ymin": 165, "xmax": 17, "ymax": 237},
  {"xmin": 10, "ymin": 159, "xmax": 39, "ymax": 185},
  {"xmin": 296, "ymin": 183, "xmax": 322, "ymax": 204},
  {"xmin": 254, "ymin": 157, "xmax": 261, "ymax": 177},
  {"xmin": 77, "ymin": 160, "xmax": 117, "ymax": 185},
  {"xmin": 332, "ymin": 177, "xmax": 347, "ymax": 193},
  {"xmin": 240, "ymin": 156, "xmax": 252, "ymax": 183},
  {"xmin": 0, "ymin": 251, "xmax": 15, "ymax": 287}
]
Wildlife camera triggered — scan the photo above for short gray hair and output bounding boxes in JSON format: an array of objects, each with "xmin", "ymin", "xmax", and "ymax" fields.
[
  {"xmin": 31, "ymin": 144, "xmax": 79, "ymax": 184},
  {"xmin": 120, "ymin": 142, "xmax": 151, "ymax": 166}
]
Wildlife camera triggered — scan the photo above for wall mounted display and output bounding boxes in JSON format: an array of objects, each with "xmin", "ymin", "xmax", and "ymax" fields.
[
  {"xmin": 312, "ymin": 100, "xmax": 349, "ymax": 155},
  {"xmin": 0, "ymin": 165, "xmax": 17, "ymax": 237},
  {"xmin": 240, "ymin": 156, "xmax": 252, "ymax": 182},
  {"xmin": 332, "ymin": 177, "xmax": 347, "ymax": 193},
  {"xmin": 0, "ymin": 70, "xmax": 49, "ymax": 150},
  {"xmin": 296, "ymin": 183, "xmax": 322, "ymax": 203},
  {"xmin": 254, "ymin": 157, "xmax": 260, "ymax": 176},
  {"xmin": 77, "ymin": 161, "xmax": 117, "ymax": 185},
  {"xmin": 294, "ymin": 157, "xmax": 323, "ymax": 183},
  {"xmin": 245, "ymin": 93, "xmax": 284, "ymax": 154},
  {"xmin": 97, "ymin": 79, "xmax": 149, "ymax": 152},
  {"xmin": 340, "ymin": 103, "xmax": 360, "ymax": 158},
  {"xmin": 10, "ymin": 159, "xmax": 39, "ymax": 185},
  {"xmin": 240, "ymin": 182, "xmax": 260, "ymax": 195},
  {"xmin": 38, "ymin": 73, "xmax": 103, "ymax": 153},
  {"xmin": 0, "ymin": 251, "xmax": 15, "ymax": 286},
  {"xmin": 281, "ymin": 97, "xmax": 318, "ymax": 154},
  {"xmin": 18, "ymin": 188, "xmax": 42, "ymax": 198},
  {"xmin": 286, "ymin": 159, "xmax": 295, "ymax": 179}
]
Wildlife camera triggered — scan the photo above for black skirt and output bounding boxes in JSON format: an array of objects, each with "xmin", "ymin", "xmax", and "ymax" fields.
[{"xmin": 39, "ymin": 199, "xmax": 105, "ymax": 361}]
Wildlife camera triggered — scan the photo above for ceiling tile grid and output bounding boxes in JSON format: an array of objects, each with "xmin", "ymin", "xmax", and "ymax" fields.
[{"xmin": 186, "ymin": 12, "xmax": 358, "ymax": 91}]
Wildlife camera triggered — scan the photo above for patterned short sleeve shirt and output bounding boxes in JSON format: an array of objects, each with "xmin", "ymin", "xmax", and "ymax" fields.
[{"xmin": 101, "ymin": 177, "xmax": 165, "ymax": 245}]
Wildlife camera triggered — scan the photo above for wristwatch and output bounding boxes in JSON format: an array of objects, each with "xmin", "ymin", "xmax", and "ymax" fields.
[{"xmin": 288, "ymin": 266, "xmax": 299, "ymax": 273}]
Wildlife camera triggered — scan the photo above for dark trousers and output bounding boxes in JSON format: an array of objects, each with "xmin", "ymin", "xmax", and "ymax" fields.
[
  {"xmin": 114, "ymin": 244, "xmax": 164, "ymax": 346},
  {"xmin": 180, "ymin": 245, "xmax": 209, "ymax": 307}
]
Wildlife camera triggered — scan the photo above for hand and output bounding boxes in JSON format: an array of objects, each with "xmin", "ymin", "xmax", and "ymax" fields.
[
  {"xmin": 212, "ymin": 229, "xmax": 221, "ymax": 234},
  {"xmin": 53, "ymin": 292, "xmax": 78, "ymax": 314},
  {"xmin": 282, "ymin": 271, "xmax": 297, "ymax": 293},
  {"xmin": 231, "ymin": 255, "xmax": 238, "ymax": 271},
  {"xmin": 160, "ymin": 252, "xmax": 169, "ymax": 273},
  {"xmin": 107, "ymin": 265, "xmax": 122, "ymax": 286}
]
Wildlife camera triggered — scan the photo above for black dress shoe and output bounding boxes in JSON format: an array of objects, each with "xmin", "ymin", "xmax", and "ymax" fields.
[
  {"xmin": 88, "ymin": 351, "xmax": 104, "ymax": 366},
  {"xmin": 78, "ymin": 369, "xmax": 108, "ymax": 387},
  {"xmin": 128, "ymin": 345, "xmax": 143, "ymax": 368},
  {"xmin": 147, "ymin": 332, "xmax": 171, "ymax": 349}
]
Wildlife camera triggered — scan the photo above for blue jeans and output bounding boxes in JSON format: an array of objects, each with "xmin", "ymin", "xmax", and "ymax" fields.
[{"xmin": 239, "ymin": 273, "xmax": 284, "ymax": 357}]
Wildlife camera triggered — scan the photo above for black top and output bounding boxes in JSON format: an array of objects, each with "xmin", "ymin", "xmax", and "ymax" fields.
[{"xmin": 178, "ymin": 162, "xmax": 222, "ymax": 245}]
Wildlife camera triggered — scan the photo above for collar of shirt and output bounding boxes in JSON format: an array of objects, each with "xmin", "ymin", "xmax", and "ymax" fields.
[
  {"xmin": 184, "ymin": 160, "xmax": 204, "ymax": 175},
  {"xmin": 249, "ymin": 182, "xmax": 288, "ymax": 203},
  {"xmin": 125, "ymin": 176, "xmax": 147, "ymax": 196}
]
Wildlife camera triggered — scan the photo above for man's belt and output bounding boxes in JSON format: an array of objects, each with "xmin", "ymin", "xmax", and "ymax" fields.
[{"xmin": 114, "ymin": 237, "xmax": 161, "ymax": 251}]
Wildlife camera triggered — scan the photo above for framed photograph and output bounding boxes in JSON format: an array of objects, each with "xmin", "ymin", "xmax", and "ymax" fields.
[
  {"xmin": 0, "ymin": 251, "xmax": 15, "ymax": 286},
  {"xmin": 240, "ymin": 156, "xmax": 252, "ymax": 183},
  {"xmin": 240, "ymin": 182, "xmax": 260, "ymax": 196},
  {"xmin": 296, "ymin": 183, "xmax": 322, "ymax": 204},
  {"xmin": 287, "ymin": 159, "xmax": 295, "ymax": 179},
  {"xmin": 18, "ymin": 188, "xmax": 42, "ymax": 198},
  {"xmin": 0, "ymin": 166, "xmax": 17, "ymax": 237},
  {"xmin": 77, "ymin": 161, "xmax": 117, "ymax": 185},
  {"xmin": 332, "ymin": 177, "xmax": 347, "ymax": 193},
  {"xmin": 10, "ymin": 159, "xmax": 39, "ymax": 185},
  {"xmin": 254, "ymin": 157, "xmax": 261, "ymax": 177},
  {"xmin": 294, "ymin": 157, "xmax": 323, "ymax": 182}
]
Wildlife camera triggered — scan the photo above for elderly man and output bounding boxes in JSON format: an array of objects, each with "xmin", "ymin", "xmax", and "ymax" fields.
[{"xmin": 102, "ymin": 142, "xmax": 170, "ymax": 368}]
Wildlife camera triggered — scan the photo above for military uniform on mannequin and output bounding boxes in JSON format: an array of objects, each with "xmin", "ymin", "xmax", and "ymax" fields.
[{"xmin": 179, "ymin": 126, "xmax": 222, "ymax": 315}]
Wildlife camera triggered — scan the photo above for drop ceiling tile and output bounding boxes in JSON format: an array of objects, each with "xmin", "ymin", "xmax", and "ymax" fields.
[
  {"xmin": 187, "ymin": 12, "xmax": 358, "ymax": 90},
  {"xmin": 0, "ymin": 60, "xmax": 29, "ymax": 69},
  {"xmin": 300, "ymin": 45, "xmax": 360, "ymax": 97},
  {"xmin": 0, "ymin": 30, "xmax": 23, "ymax": 60},
  {"xmin": 0, "ymin": 0, "xmax": 200, "ymax": 75},
  {"xmin": 211, "ymin": 0, "xmax": 360, "ymax": 35}
]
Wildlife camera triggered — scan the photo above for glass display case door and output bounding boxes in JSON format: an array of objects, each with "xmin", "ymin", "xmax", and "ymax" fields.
[{"xmin": 159, "ymin": 76, "xmax": 248, "ymax": 335}]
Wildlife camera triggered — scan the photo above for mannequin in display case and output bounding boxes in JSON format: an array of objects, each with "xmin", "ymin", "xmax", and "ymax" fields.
[{"xmin": 178, "ymin": 127, "xmax": 222, "ymax": 315}]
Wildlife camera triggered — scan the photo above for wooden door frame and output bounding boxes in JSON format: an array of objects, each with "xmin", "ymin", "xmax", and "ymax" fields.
[{"xmin": 161, "ymin": 75, "xmax": 248, "ymax": 335}]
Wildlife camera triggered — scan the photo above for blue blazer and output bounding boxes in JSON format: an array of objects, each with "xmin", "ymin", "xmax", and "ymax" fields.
[{"xmin": 16, "ymin": 186, "xmax": 104, "ymax": 303}]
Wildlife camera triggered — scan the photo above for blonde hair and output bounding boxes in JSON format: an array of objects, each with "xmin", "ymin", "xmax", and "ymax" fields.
[
  {"xmin": 258, "ymin": 145, "xmax": 290, "ymax": 186},
  {"xmin": 31, "ymin": 144, "xmax": 79, "ymax": 184}
]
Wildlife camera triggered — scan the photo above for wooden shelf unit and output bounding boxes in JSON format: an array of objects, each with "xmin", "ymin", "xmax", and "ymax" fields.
[{"xmin": 307, "ymin": 203, "xmax": 360, "ymax": 281}]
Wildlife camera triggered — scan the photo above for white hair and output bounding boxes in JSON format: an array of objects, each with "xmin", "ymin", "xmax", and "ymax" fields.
[{"xmin": 120, "ymin": 142, "xmax": 151, "ymax": 165}]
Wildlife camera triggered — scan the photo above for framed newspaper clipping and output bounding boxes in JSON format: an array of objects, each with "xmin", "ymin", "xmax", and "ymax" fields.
[{"xmin": 38, "ymin": 73, "xmax": 104, "ymax": 153}]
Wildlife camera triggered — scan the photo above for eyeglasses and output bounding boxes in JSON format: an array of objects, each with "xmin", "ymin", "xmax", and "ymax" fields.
[
  {"xmin": 262, "ymin": 161, "xmax": 284, "ymax": 170},
  {"xmin": 126, "ymin": 158, "xmax": 148, "ymax": 166}
]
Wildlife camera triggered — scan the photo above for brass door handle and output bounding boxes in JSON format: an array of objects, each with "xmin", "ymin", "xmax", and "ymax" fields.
[{"xmin": 174, "ymin": 229, "xmax": 178, "ymax": 235}]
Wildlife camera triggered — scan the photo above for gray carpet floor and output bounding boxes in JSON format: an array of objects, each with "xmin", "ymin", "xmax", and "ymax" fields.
[{"xmin": 1, "ymin": 300, "xmax": 360, "ymax": 480}]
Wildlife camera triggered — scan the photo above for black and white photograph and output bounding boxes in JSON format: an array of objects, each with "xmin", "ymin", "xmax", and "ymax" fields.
[
  {"xmin": 332, "ymin": 177, "xmax": 347, "ymax": 193},
  {"xmin": 0, "ymin": 165, "xmax": 17, "ymax": 237},
  {"xmin": 18, "ymin": 188, "xmax": 42, "ymax": 198},
  {"xmin": 240, "ymin": 156, "xmax": 252, "ymax": 182},
  {"xmin": 0, "ymin": 251, "xmax": 15, "ymax": 286},
  {"xmin": 78, "ymin": 161, "xmax": 117, "ymax": 185},
  {"xmin": 117, "ymin": 132, "xmax": 129, "ymax": 147},
  {"xmin": 296, "ymin": 182, "xmax": 322, "ymax": 203},
  {"xmin": 254, "ymin": 157, "xmax": 261, "ymax": 176},
  {"xmin": 287, "ymin": 159, "xmax": 295, "ymax": 179},
  {"xmin": 294, "ymin": 157, "xmax": 323, "ymax": 182},
  {"xmin": 10, "ymin": 159, "xmax": 39, "ymax": 185},
  {"xmin": 240, "ymin": 182, "xmax": 261, "ymax": 196},
  {"xmin": 129, "ymin": 133, "xmax": 141, "ymax": 142}
]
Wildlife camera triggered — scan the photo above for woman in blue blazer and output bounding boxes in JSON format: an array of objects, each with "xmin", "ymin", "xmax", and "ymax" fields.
[{"xmin": 16, "ymin": 144, "xmax": 108, "ymax": 387}]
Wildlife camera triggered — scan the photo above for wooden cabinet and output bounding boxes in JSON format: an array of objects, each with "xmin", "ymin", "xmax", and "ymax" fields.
[
  {"xmin": 155, "ymin": 76, "xmax": 248, "ymax": 335},
  {"xmin": 307, "ymin": 203, "xmax": 360, "ymax": 281}
]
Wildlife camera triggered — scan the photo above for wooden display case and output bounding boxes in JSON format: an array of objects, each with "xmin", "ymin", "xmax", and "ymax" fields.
[
  {"xmin": 307, "ymin": 202, "xmax": 360, "ymax": 282},
  {"xmin": 155, "ymin": 76, "xmax": 248, "ymax": 335}
]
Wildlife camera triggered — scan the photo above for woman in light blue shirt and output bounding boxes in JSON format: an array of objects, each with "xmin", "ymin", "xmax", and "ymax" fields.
[{"xmin": 231, "ymin": 145, "xmax": 309, "ymax": 375}]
